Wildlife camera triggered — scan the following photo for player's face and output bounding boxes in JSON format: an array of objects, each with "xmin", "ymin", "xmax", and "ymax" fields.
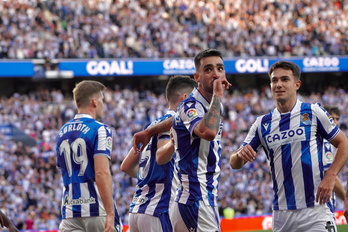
[
  {"xmin": 194, "ymin": 56, "xmax": 226, "ymax": 94},
  {"xmin": 270, "ymin": 68, "xmax": 301, "ymax": 104},
  {"xmin": 95, "ymin": 92, "xmax": 104, "ymax": 121}
]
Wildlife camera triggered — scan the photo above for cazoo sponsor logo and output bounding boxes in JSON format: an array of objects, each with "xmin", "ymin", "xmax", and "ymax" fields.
[{"xmin": 302, "ymin": 57, "xmax": 340, "ymax": 72}]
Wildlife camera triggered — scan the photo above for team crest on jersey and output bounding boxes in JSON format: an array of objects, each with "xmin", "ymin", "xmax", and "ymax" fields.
[
  {"xmin": 106, "ymin": 136, "xmax": 112, "ymax": 150},
  {"xmin": 186, "ymin": 109, "xmax": 198, "ymax": 119},
  {"xmin": 301, "ymin": 113, "xmax": 311, "ymax": 125}
]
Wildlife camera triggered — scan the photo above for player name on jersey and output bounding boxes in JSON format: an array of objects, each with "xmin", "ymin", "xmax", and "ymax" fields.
[{"xmin": 58, "ymin": 122, "xmax": 90, "ymax": 137}]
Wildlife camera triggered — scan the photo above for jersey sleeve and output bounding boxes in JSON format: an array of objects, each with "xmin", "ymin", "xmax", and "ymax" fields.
[
  {"xmin": 315, "ymin": 103, "xmax": 340, "ymax": 142},
  {"xmin": 94, "ymin": 125, "xmax": 113, "ymax": 159},
  {"xmin": 178, "ymin": 100, "xmax": 206, "ymax": 136},
  {"xmin": 242, "ymin": 118, "xmax": 262, "ymax": 152}
]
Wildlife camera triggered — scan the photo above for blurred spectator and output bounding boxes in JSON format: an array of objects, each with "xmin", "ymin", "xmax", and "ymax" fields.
[{"xmin": 0, "ymin": 0, "xmax": 348, "ymax": 59}]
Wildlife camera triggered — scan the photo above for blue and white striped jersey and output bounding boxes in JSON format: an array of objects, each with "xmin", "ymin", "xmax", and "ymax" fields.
[
  {"xmin": 242, "ymin": 100, "xmax": 340, "ymax": 210},
  {"xmin": 323, "ymin": 140, "xmax": 336, "ymax": 171},
  {"xmin": 129, "ymin": 110, "xmax": 176, "ymax": 217},
  {"xmin": 56, "ymin": 114, "xmax": 120, "ymax": 223},
  {"xmin": 323, "ymin": 139, "xmax": 337, "ymax": 213},
  {"xmin": 172, "ymin": 88, "xmax": 223, "ymax": 207}
]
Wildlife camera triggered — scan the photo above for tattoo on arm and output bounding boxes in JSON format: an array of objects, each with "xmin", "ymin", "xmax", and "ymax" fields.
[{"xmin": 204, "ymin": 96, "xmax": 221, "ymax": 131}]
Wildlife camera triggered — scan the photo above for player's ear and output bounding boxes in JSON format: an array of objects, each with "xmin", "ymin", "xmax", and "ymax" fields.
[
  {"xmin": 295, "ymin": 79, "xmax": 302, "ymax": 90},
  {"xmin": 193, "ymin": 72, "xmax": 200, "ymax": 82},
  {"xmin": 91, "ymin": 97, "xmax": 97, "ymax": 107}
]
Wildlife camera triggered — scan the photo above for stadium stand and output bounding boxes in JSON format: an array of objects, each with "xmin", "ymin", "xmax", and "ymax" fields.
[{"xmin": 0, "ymin": 0, "xmax": 347, "ymax": 59}]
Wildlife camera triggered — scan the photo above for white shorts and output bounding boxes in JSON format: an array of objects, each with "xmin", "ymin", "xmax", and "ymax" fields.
[
  {"xmin": 170, "ymin": 201, "xmax": 220, "ymax": 232},
  {"xmin": 273, "ymin": 204, "xmax": 337, "ymax": 232},
  {"xmin": 59, "ymin": 216, "xmax": 121, "ymax": 232},
  {"xmin": 128, "ymin": 213, "xmax": 172, "ymax": 232}
]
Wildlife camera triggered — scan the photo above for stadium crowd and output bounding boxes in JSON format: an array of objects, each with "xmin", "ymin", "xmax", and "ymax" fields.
[
  {"xmin": 0, "ymin": 0, "xmax": 348, "ymax": 59},
  {"xmin": 0, "ymin": 84, "xmax": 347, "ymax": 230}
]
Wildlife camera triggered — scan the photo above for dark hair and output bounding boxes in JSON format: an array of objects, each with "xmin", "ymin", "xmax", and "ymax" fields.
[
  {"xmin": 73, "ymin": 80, "xmax": 106, "ymax": 108},
  {"xmin": 166, "ymin": 75, "xmax": 197, "ymax": 103},
  {"xmin": 194, "ymin": 48, "xmax": 223, "ymax": 70},
  {"xmin": 268, "ymin": 61, "xmax": 301, "ymax": 80},
  {"xmin": 323, "ymin": 105, "xmax": 341, "ymax": 116}
]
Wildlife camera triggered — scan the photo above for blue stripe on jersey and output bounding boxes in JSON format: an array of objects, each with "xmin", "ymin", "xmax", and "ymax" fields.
[
  {"xmin": 279, "ymin": 113, "xmax": 296, "ymax": 209},
  {"xmin": 72, "ymin": 182, "xmax": 81, "ymax": 218},
  {"xmin": 207, "ymin": 141, "xmax": 218, "ymax": 206},
  {"xmin": 88, "ymin": 180, "xmax": 99, "ymax": 216},
  {"xmin": 300, "ymin": 103, "xmax": 315, "ymax": 208}
]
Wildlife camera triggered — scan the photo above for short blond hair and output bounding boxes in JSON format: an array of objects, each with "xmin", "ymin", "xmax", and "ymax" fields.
[{"xmin": 73, "ymin": 80, "xmax": 106, "ymax": 108}]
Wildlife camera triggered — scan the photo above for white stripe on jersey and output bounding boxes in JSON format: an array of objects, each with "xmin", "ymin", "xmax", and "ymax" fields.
[
  {"xmin": 178, "ymin": 174, "xmax": 190, "ymax": 204},
  {"xmin": 97, "ymin": 126, "xmax": 107, "ymax": 150},
  {"xmin": 144, "ymin": 184, "xmax": 165, "ymax": 215},
  {"xmin": 197, "ymin": 139, "xmax": 210, "ymax": 198},
  {"xmin": 81, "ymin": 184, "xmax": 90, "ymax": 217}
]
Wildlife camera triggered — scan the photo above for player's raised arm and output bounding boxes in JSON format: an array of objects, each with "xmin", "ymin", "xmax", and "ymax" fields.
[{"xmin": 132, "ymin": 117, "xmax": 173, "ymax": 153}]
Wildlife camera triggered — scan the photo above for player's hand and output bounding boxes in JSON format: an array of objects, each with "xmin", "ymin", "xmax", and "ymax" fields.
[
  {"xmin": 316, "ymin": 173, "xmax": 335, "ymax": 205},
  {"xmin": 236, "ymin": 145, "xmax": 256, "ymax": 162},
  {"xmin": 103, "ymin": 215, "xmax": 115, "ymax": 232},
  {"xmin": 132, "ymin": 130, "xmax": 151, "ymax": 153},
  {"xmin": 213, "ymin": 78, "xmax": 231, "ymax": 97}
]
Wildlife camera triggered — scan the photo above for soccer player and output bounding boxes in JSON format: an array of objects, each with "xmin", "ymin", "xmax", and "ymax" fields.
[
  {"xmin": 171, "ymin": 49, "xmax": 231, "ymax": 231},
  {"xmin": 56, "ymin": 80, "xmax": 122, "ymax": 232},
  {"xmin": 0, "ymin": 210, "xmax": 19, "ymax": 232},
  {"xmin": 121, "ymin": 75, "xmax": 197, "ymax": 232},
  {"xmin": 322, "ymin": 106, "xmax": 345, "ymax": 213},
  {"xmin": 229, "ymin": 60, "xmax": 348, "ymax": 232}
]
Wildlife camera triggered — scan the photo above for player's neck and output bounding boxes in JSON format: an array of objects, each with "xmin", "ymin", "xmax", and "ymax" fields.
[
  {"xmin": 77, "ymin": 108, "xmax": 96, "ymax": 119},
  {"xmin": 276, "ymin": 98, "xmax": 297, "ymax": 113}
]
